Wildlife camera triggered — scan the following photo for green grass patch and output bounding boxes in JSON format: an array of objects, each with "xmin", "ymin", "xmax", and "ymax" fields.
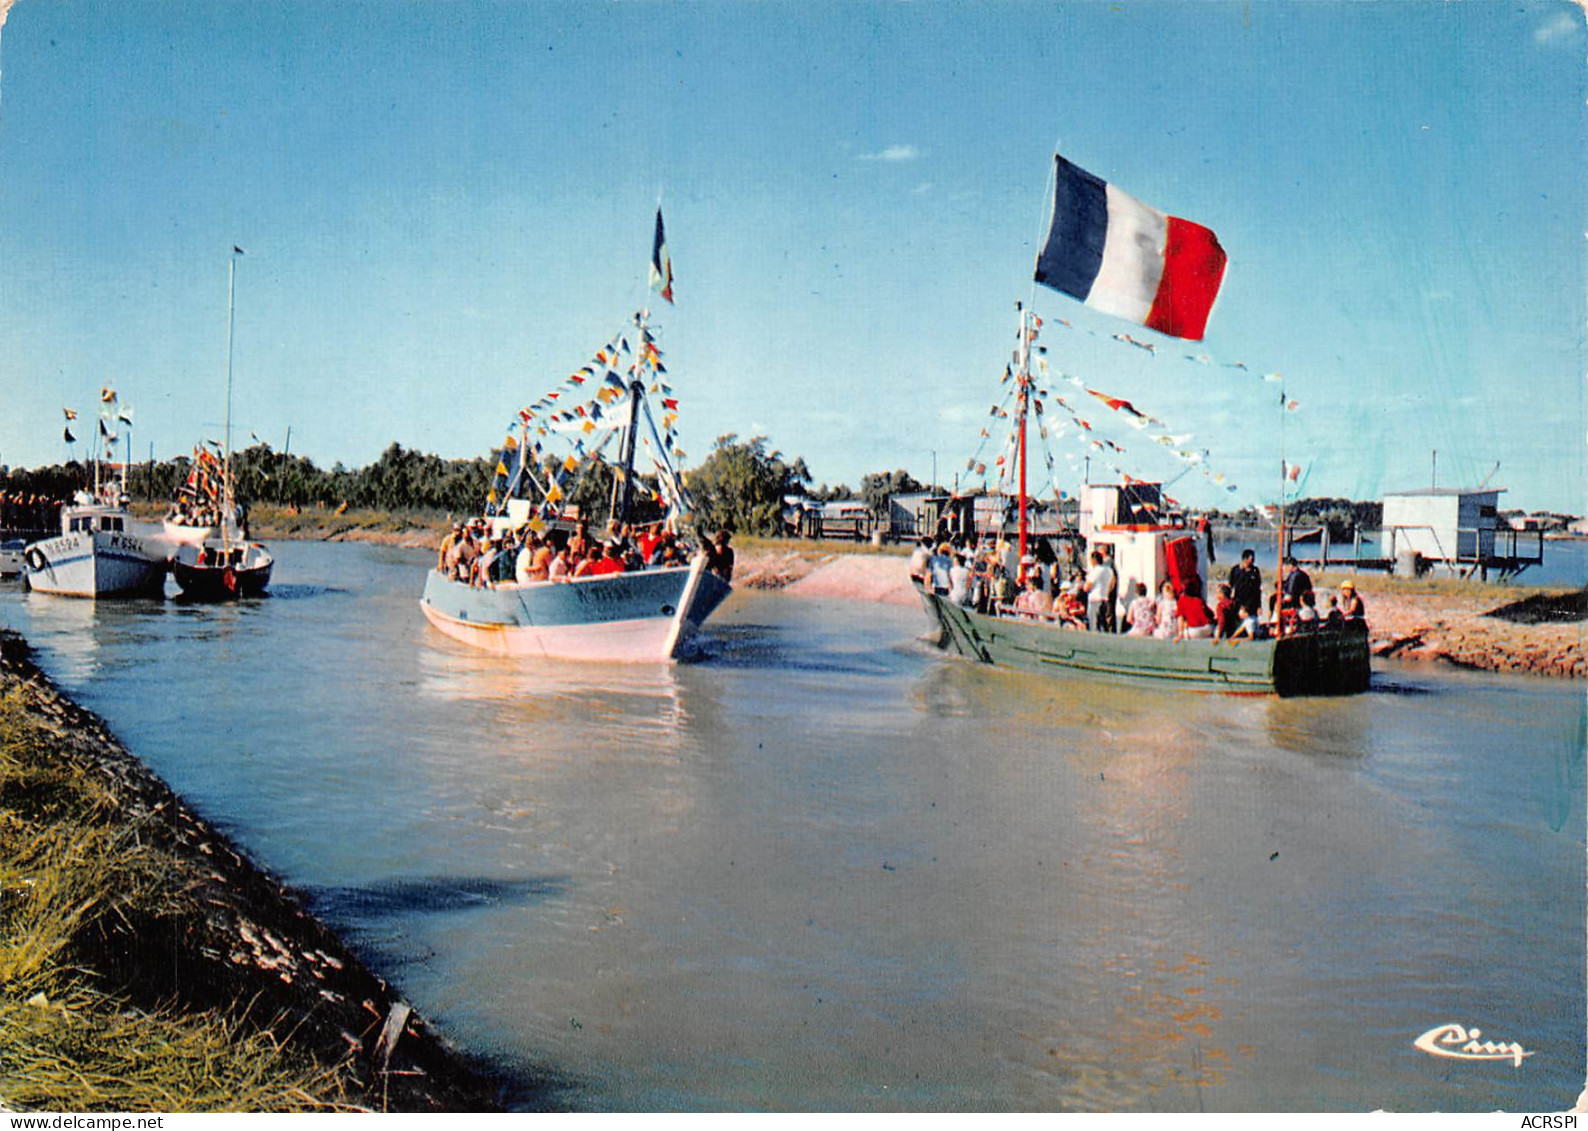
[{"xmin": 0, "ymin": 689, "xmax": 356, "ymax": 1112}]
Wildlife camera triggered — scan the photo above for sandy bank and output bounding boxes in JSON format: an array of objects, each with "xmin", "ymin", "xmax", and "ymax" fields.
[
  {"xmin": 0, "ymin": 631, "xmax": 508, "ymax": 1112},
  {"xmin": 736, "ymin": 550, "xmax": 1585, "ymax": 680}
]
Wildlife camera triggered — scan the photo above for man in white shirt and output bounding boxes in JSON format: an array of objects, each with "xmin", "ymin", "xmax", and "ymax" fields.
[{"xmin": 1084, "ymin": 550, "xmax": 1115, "ymax": 633}]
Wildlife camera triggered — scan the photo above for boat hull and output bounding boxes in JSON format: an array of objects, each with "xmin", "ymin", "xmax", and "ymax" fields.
[
  {"xmin": 921, "ymin": 589, "xmax": 1370, "ymax": 696},
  {"xmin": 23, "ymin": 530, "xmax": 169, "ymax": 598},
  {"xmin": 171, "ymin": 543, "xmax": 274, "ymax": 599},
  {"xmin": 419, "ymin": 556, "xmax": 732, "ymax": 662}
]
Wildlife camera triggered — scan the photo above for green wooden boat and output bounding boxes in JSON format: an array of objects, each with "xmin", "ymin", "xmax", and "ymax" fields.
[{"xmin": 919, "ymin": 588, "xmax": 1370, "ymax": 696}]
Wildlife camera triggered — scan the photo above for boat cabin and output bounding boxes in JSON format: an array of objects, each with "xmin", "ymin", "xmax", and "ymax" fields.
[{"xmin": 1080, "ymin": 481, "xmax": 1206, "ymax": 606}]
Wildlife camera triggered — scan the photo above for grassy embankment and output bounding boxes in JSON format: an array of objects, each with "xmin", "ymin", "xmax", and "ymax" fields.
[
  {"xmin": 0, "ymin": 688, "xmax": 349, "ymax": 1110},
  {"xmin": 0, "ymin": 634, "xmax": 502, "ymax": 1113}
]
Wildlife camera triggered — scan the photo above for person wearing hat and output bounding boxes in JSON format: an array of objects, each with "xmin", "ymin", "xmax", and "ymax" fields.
[{"xmin": 1339, "ymin": 579, "xmax": 1365, "ymax": 626}]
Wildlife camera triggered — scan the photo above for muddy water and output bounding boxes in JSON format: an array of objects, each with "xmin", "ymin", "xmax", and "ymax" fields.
[{"xmin": 1, "ymin": 540, "xmax": 1580, "ymax": 1111}]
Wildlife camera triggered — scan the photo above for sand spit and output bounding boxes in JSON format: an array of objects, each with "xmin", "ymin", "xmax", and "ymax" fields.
[{"xmin": 0, "ymin": 631, "xmax": 509, "ymax": 1112}]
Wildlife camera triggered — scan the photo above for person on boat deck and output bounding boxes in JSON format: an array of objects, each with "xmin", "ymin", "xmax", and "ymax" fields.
[
  {"xmin": 636, "ymin": 525, "xmax": 665, "ymax": 566},
  {"xmin": 1084, "ymin": 551, "xmax": 1115, "ymax": 633},
  {"xmin": 948, "ymin": 551, "xmax": 973, "ymax": 607},
  {"xmin": 548, "ymin": 543, "xmax": 572, "ymax": 582},
  {"xmin": 1230, "ymin": 604, "xmax": 1260, "ymax": 641},
  {"xmin": 1213, "ymin": 582, "xmax": 1240, "ymax": 640},
  {"xmin": 1055, "ymin": 581, "xmax": 1088, "ymax": 628},
  {"xmin": 1324, "ymin": 593, "xmax": 1344, "ymax": 629},
  {"xmin": 927, "ymin": 542, "xmax": 953, "ymax": 595},
  {"xmin": 1338, "ymin": 579, "xmax": 1366, "ymax": 626},
  {"xmin": 438, "ymin": 522, "xmax": 462, "ymax": 572},
  {"xmin": 476, "ymin": 533, "xmax": 504, "ymax": 588},
  {"xmin": 1014, "ymin": 572, "xmax": 1055, "ymax": 617},
  {"xmin": 1175, "ymin": 576, "xmax": 1216, "ymax": 640},
  {"xmin": 571, "ymin": 544, "xmax": 601, "ymax": 578},
  {"xmin": 1099, "ymin": 544, "xmax": 1120, "ymax": 632},
  {"xmin": 1295, "ymin": 588, "xmax": 1321, "ymax": 630},
  {"xmin": 1228, "ymin": 549, "xmax": 1263, "ymax": 621},
  {"xmin": 1151, "ymin": 581, "xmax": 1178, "ymax": 641},
  {"xmin": 589, "ymin": 541, "xmax": 627, "ymax": 576},
  {"xmin": 1125, "ymin": 582, "xmax": 1155, "ymax": 636},
  {"xmin": 908, "ymin": 537, "xmax": 932, "ymax": 585},
  {"xmin": 706, "ymin": 529, "xmax": 736, "ymax": 581},
  {"xmin": 569, "ymin": 520, "xmax": 590, "ymax": 560},
  {"xmin": 1283, "ymin": 558, "xmax": 1313, "ymax": 604},
  {"xmin": 457, "ymin": 528, "xmax": 482, "ymax": 584}
]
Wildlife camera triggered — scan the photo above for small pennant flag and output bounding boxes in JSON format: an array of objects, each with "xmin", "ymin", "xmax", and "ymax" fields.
[
  {"xmin": 100, "ymin": 386, "xmax": 117, "ymax": 404},
  {"xmin": 63, "ymin": 426, "xmax": 76, "ymax": 443},
  {"xmin": 117, "ymin": 405, "xmax": 134, "ymax": 426},
  {"xmin": 649, "ymin": 208, "xmax": 675, "ymax": 304},
  {"xmin": 62, "ymin": 407, "xmax": 77, "ymax": 421}
]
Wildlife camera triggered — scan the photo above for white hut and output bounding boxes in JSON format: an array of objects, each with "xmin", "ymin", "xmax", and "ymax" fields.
[{"xmin": 1381, "ymin": 487, "xmax": 1542, "ymax": 578}]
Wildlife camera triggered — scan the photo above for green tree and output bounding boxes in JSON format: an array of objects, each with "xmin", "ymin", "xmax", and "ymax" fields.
[
  {"xmin": 859, "ymin": 469, "xmax": 923, "ymax": 518},
  {"xmin": 684, "ymin": 434, "xmax": 810, "ymax": 536}
]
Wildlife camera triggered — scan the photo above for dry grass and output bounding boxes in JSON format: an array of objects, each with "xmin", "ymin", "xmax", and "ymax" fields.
[{"xmin": 0, "ymin": 689, "xmax": 358, "ymax": 1112}]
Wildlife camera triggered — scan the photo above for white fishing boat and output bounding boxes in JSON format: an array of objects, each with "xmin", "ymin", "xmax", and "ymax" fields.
[
  {"xmin": 24, "ymin": 489, "xmax": 169, "ymax": 598},
  {"xmin": 25, "ymin": 386, "xmax": 170, "ymax": 599},
  {"xmin": 420, "ymin": 210, "xmax": 732, "ymax": 662}
]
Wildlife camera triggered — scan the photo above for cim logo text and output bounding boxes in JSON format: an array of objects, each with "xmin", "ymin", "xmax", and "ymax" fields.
[{"xmin": 1414, "ymin": 1022, "xmax": 1534, "ymax": 1067}]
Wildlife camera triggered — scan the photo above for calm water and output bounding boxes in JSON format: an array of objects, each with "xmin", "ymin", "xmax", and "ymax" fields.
[{"xmin": 1, "ymin": 541, "xmax": 1582, "ymax": 1112}]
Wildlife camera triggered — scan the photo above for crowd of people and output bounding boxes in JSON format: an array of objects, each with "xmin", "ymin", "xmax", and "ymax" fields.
[
  {"xmin": 0, "ymin": 492, "xmax": 63, "ymax": 533},
  {"xmin": 910, "ymin": 536, "xmax": 1368, "ymax": 643},
  {"xmin": 436, "ymin": 518, "xmax": 735, "ymax": 589}
]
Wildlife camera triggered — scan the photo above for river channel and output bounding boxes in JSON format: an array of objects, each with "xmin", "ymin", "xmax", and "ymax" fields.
[{"xmin": 1, "ymin": 540, "xmax": 1581, "ymax": 1112}]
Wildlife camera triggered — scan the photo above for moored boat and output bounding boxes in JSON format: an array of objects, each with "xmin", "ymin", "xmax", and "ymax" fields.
[
  {"xmin": 23, "ymin": 491, "xmax": 169, "ymax": 598},
  {"xmin": 171, "ymin": 539, "xmax": 273, "ymax": 599},
  {"xmin": 169, "ymin": 247, "xmax": 275, "ymax": 600}
]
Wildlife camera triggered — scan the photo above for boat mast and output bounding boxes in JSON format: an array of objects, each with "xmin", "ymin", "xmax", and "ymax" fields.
[
  {"xmin": 611, "ymin": 314, "xmax": 645, "ymax": 527},
  {"xmin": 1016, "ymin": 303, "xmax": 1030, "ymax": 582},
  {"xmin": 222, "ymin": 249, "xmax": 240, "ymax": 551}
]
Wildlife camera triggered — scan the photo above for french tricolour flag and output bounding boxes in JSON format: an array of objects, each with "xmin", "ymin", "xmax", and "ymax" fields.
[{"xmin": 1034, "ymin": 154, "xmax": 1227, "ymax": 342}]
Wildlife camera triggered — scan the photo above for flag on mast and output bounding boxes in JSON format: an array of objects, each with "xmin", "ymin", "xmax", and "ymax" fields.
[
  {"xmin": 1035, "ymin": 154, "xmax": 1227, "ymax": 341},
  {"xmin": 649, "ymin": 209, "xmax": 674, "ymax": 304}
]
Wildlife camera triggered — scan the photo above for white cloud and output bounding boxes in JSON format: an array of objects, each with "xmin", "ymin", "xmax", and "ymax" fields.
[
  {"xmin": 858, "ymin": 144, "xmax": 921, "ymax": 162},
  {"xmin": 1535, "ymin": 9, "xmax": 1580, "ymax": 43},
  {"xmin": 911, "ymin": 181, "xmax": 934, "ymax": 195}
]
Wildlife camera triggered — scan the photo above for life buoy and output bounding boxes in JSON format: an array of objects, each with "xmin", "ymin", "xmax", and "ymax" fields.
[{"xmin": 25, "ymin": 548, "xmax": 48, "ymax": 572}]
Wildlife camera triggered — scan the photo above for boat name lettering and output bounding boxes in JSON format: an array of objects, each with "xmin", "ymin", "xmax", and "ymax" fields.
[{"xmin": 1412, "ymin": 1022, "xmax": 1533, "ymax": 1066}]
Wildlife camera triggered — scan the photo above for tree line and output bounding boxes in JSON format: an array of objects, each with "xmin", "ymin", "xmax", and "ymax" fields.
[{"xmin": 0, "ymin": 437, "xmax": 1382, "ymax": 540}]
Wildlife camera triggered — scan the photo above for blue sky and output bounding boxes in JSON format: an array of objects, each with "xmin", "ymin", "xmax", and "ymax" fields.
[{"xmin": 1, "ymin": 0, "xmax": 1583, "ymax": 512}]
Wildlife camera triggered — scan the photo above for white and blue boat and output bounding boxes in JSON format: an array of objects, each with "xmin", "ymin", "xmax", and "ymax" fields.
[
  {"xmin": 420, "ymin": 213, "xmax": 732, "ymax": 663},
  {"xmin": 24, "ymin": 491, "xmax": 169, "ymax": 598},
  {"xmin": 421, "ymin": 553, "xmax": 730, "ymax": 662}
]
